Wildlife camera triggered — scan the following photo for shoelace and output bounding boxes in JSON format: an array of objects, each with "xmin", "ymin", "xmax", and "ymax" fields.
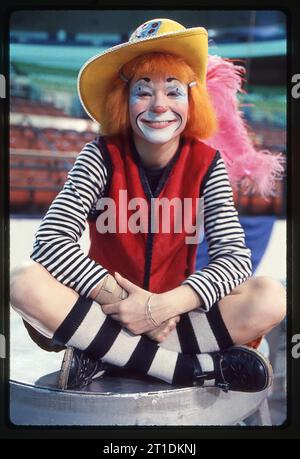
[
  {"xmin": 229, "ymin": 361, "xmax": 249, "ymax": 385},
  {"xmin": 218, "ymin": 353, "xmax": 253, "ymax": 391},
  {"xmin": 78, "ymin": 355, "xmax": 98, "ymax": 384}
]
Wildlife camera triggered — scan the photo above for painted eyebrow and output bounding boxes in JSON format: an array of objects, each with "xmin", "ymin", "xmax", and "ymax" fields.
[
  {"xmin": 135, "ymin": 77, "xmax": 182, "ymax": 84},
  {"xmin": 166, "ymin": 77, "xmax": 181, "ymax": 82},
  {"xmin": 135, "ymin": 78, "xmax": 151, "ymax": 83}
]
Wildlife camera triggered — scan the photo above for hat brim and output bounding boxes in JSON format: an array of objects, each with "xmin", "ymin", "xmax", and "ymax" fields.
[{"xmin": 78, "ymin": 27, "xmax": 208, "ymax": 125}]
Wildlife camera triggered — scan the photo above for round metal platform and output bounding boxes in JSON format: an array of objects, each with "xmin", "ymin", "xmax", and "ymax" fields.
[{"xmin": 10, "ymin": 310, "xmax": 271, "ymax": 426}]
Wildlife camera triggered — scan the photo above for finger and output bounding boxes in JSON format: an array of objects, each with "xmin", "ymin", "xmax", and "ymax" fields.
[
  {"xmin": 168, "ymin": 318, "xmax": 178, "ymax": 328},
  {"xmin": 160, "ymin": 323, "xmax": 171, "ymax": 333},
  {"xmin": 167, "ymin": 317, "xmax": 179, "ymax": 327},
  {"xmin": 157, "ymin": 333, "xmax": 167, "ymax": 342},
  {"xmin": 146, "ymin": 331, "xmax": 157, "ymax": 340},
  {"xmin": 110, "ymin": 314, "xmax": 121, "ymax": 322},
  {"xmin": 101, "ymin": 302, "xmax": 121, "ymax": 315},
  {"xmin": 115, "ymin": 272, "xmax": 140, "ymax": 294}
]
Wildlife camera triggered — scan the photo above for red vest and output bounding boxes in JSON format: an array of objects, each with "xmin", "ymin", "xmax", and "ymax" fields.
[{"xmin": 88, "ymin": 135, "xmax": 217, "ymax": 294}]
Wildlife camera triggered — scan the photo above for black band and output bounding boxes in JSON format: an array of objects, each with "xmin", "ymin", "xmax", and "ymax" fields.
[
  {"xmin": 206, "ymin": 302, "xmax": 234, "ymax": 350},
  {"xmin": 52, "ymin": 296, "xmax": 93, "ymax": 346}
]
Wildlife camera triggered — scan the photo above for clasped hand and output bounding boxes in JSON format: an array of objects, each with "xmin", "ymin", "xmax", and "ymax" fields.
[{"xmin": 101, "ymin": 272, "xmax": 180, "ymax": 341}]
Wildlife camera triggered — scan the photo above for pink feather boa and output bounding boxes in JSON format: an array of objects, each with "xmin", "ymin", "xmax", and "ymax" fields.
[{"xmin": 204, "ymin": 55, "xmax": 285, "ymax": 198}]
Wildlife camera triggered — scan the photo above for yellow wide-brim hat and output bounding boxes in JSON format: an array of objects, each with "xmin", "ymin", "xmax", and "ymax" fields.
[{"xmin": 78, "ymin": 18, "xmax": 208, "ymax": 125}]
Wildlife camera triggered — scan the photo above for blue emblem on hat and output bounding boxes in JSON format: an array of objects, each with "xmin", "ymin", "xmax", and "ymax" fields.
[{"xmin": 133, "ymin": 20, "xmax": 162, "ymax": 40}]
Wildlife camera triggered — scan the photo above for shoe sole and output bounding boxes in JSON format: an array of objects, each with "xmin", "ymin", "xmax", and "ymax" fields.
[
  {"xmin": 57, "ymin": 346, "xmax": 74, "ymax": 390},
  {"xmin": 233, "ymin": 345, "xmax": 274, "ymax": 391}
]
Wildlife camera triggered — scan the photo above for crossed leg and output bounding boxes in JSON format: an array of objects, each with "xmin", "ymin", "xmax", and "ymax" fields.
[
  {"xmin": 159, "ymin": 275, "xmax": 286, "ymax": 355},
  {"xmin": 10, "ymin": 261, "xmax": 286, "ymax": 383}
]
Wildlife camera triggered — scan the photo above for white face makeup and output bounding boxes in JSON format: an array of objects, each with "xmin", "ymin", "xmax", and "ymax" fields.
[{"xmin": 129, "ymin": 76, "xmax": 189, "ymax": 145}]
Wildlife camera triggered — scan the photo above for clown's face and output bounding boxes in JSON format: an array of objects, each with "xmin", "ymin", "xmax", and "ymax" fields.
[{"xmin": 129, "ymin": 76, "xmax": 188, "ymax": 145}]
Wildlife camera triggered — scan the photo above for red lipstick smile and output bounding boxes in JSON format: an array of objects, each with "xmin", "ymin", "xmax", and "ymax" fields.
[{"xmin": 141, "ymin": 119, "xmax": 177, "ymax": 129}]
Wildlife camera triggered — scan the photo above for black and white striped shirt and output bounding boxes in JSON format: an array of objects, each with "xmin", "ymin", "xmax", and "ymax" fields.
[{"xmin": 30, "ymin": 140, "xmax": 252, "ymax": 311}]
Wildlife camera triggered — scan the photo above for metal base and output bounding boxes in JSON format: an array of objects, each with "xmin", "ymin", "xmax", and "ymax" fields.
[
  {"xmin": 10, "ymin": 372, "xmax": 271, "ymax": 426},
  {"xmin": 10, "ymin": 310, "xmax": 272, "ymax": 426}
]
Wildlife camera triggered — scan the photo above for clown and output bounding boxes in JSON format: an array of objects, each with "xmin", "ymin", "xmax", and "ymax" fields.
[{"xmin": 10, "ymin": 19, "xmax": 286, "ymax": 392}]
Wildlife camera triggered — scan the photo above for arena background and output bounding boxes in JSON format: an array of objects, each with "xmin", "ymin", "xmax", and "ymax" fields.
[{"xmin": 9, "ymin": 10, "xmax": 287, "ymax": 425}]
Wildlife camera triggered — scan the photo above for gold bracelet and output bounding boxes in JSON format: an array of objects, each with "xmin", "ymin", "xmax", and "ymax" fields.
[{"xmin": 146, "ymin": 294, "xmax": 160, "ymax": 327}]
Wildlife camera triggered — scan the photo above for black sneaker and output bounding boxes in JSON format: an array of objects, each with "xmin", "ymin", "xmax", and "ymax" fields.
[
  {"xmin": 57, "ymin": 347, "xmax": 109, "ymax": 390},
  {"xmin": 193, "ymin": 345, "xmax": 273, "ymax": 393}
]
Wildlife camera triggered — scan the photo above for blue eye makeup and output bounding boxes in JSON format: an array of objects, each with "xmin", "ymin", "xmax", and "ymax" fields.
[
  {"xmin": 131, "ymin": 85, "xmax": 152, "ymax": 97},
  {"xmin": 167, "ymin": 85, "xmax": 187, "ymax": 98},
  {"xmin": 130, "ymin": 80, "xmax": 188, "ymax": 100}
]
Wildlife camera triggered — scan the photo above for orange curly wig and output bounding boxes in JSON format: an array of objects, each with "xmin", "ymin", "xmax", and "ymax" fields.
[{"xmin": 101, "ymin": 53, "xmax": 218, "ymax": 140}]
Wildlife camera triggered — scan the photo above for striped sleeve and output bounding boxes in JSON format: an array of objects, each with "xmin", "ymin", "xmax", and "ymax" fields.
[
  {"xmin": 182, "ymin": 153, "xmax": 253, "ymax": 312},
  {"xmin": 30, "ymin": 141, "xmax": 109, "ymax": 297}
]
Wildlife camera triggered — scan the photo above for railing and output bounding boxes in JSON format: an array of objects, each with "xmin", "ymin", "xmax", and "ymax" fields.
[{"xmin": 10, "ymin": 150, "xmax": 286, "ymax": 217}]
